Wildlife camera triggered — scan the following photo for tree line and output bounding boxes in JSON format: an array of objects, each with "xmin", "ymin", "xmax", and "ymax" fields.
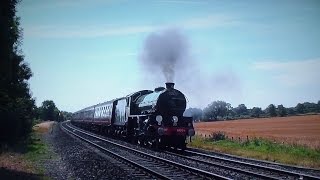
[
  {"xmin": 34, "ymin": 100, "xmax": 73, "ymax": 122},
  {"xmin": 184, "ymin": 100, "xmax": 320, "ymax": 121},
  {"xmin": 0, "ymin": 0, "xmax": 36, "ymax": 145},
  {"xmin": 0, "ymin": 1, "xmax": 71, "ymax": 146}
]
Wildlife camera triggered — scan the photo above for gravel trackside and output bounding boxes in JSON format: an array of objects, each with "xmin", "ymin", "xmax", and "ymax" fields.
[{"xmin": 42, "ymin": 122, "xmax": 135, "ymax": 180}]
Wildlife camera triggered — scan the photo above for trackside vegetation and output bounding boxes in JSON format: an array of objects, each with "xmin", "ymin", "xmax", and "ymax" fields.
[{"xmin": 189, "ymin": 134, "xmax": 320, "ymax": 168}]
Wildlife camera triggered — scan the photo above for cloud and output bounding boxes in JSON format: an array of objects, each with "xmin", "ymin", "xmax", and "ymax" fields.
[
  {"xmin": 24, "ymin": 14, "xmax": 240, "ymax": 38},
  {"xmin": 24, "ymin": 25, "xmax": 156, "ymax": 38},
  {"xmin": 252, "ymin": 58, "xmax": 320, "ymax": 86}
]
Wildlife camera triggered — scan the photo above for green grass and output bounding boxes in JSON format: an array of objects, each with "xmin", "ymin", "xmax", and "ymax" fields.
[
  {"xmin": 189, "ymin": 135, "xmax": 320, "ymax": 168},
  {"xmin": 24, "ymin": 133, "xmax": 50, "ymax": 175}
]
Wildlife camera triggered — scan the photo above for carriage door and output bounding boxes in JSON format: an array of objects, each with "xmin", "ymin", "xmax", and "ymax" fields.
[{"xmin": 114, "ymin": 98, "xmax": 127, "ymax": 126}]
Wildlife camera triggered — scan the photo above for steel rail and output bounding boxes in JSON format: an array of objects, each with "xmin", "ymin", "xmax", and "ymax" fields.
[
  {"xmin": 61, "ymin": 122, "xmax": 170, "ymax": 179},
  {"xmin": 164, "ymin": 150, "xmax": 278, "ymax": 179},
  {"xmin": 184, "ymin": 149, "xmax": 320, "ymax": 180},
  {"xmin": 62, "ymin": 122, "xmax": 230, "ymax": 180}
]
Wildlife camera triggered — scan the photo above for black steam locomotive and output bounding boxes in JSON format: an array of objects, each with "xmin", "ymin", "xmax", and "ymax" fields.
[{"xmin": 71, "ymin": 83, "xmax": 195, "ymax": 149}]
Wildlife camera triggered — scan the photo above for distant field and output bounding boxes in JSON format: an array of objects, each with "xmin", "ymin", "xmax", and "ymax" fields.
[{"xmin": 194, "ymin": 115, "xmax": 320, "ymax": 149}]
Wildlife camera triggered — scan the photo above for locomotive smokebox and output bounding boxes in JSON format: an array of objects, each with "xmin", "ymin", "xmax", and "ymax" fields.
[{"xmin": 165, "ymin": 82, "xmax": 175, "ymax": 89}]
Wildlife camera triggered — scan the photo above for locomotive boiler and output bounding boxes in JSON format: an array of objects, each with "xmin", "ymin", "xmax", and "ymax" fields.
[{"xmin": 71, "ymin": 83, "xmax": 195, "ymax": 149}]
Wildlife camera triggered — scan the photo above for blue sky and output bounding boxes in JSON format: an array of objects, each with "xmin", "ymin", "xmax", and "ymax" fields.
[{"xmin": 17, "ymin": 0, "xmax": 320, "ymax": 112}]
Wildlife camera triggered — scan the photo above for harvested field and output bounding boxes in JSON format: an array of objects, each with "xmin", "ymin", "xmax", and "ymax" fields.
[{"xmin": 194, "ymin": 115, "xmax": 320, "ymax": 149}]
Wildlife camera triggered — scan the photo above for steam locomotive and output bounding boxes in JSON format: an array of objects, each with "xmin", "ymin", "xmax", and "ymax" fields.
[{"xmin": 71, "ymin": 83, "xmax": 195, "ymax": 149}]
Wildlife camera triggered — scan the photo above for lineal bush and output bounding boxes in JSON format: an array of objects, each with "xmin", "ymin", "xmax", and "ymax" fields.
[{"xmin": 210, "ymin": 131, "xmax": 226, "ymax": 141}]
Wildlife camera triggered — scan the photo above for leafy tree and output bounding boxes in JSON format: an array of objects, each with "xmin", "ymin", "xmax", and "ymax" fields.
[
  {"xmin": 203, "ymin": 101, "xmax": 231, "ymax": 120},
  {"xmin": 0, "ymin": 0, "xmax": 36, "ymax": 144},
  {"xmin": 277, "ymin": 104, "xmax": 287, "ymax": 117},
  {"xmin": 266, "ymin": 104, "xmax": 277, "ymax": 117},
  {"xmin": 302, "ymin": 102, "xmax": 318, "ymax": 113},
  {"xmin": 295, "ymin": 103, "xmax": 305, "ymax": 114},
  {"xmin": 250, "ymin": 107, "xmax": 262, "ymax": 118},
  {"xmin": 318, "ymin": 100, "xmax": 320, "ymax": 112},
  {"xmin": 286, "ymin": 107, "xmax": 296, "ymax": 116},
  {"xmin": 60, "ymin": 111, "xmax": 73, "ymax": 121},
  {"xmin": 234, "ymin": 104, "xmax": 248, "ymax": 116},
  {"xmin": 39, "ymin": 100, "xmax": 59, "ymax": 121}
]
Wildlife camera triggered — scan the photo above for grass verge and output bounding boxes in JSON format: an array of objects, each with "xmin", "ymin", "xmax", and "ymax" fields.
[
  {"xmin": 188, "ymin": 135, "xmax": 320, "ymax": 169},
  {"xmin": 0, "ymin": 121, "xmax": 55, "ymax": 179}
]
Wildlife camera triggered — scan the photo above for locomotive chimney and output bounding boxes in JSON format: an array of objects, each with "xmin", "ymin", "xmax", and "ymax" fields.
[{"xmin": 165, "ymin": 82, "xmax": 175, "ymax": 89}]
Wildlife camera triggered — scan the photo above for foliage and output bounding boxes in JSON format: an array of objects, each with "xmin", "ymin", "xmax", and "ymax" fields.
[
  {"xmin": 203, "ymin": 101, "xmax": 231, "ymax": 120},
  {"xmin": 37, "ymin": 100, "xmax": 71, "ymax": 122},
  {"xmin": 295, "ymin": 103, "xmax": 305, "ymax": 114},
  {"xmin": 191, "ymin": 99, "xmax": 320, "ymax": 122},
  {"xmin": 277, "ymin": 104, "xmax": 287, "ymax": 117},
  {"xmin": 0, "ymin": 0, "xmax": 36, "ymax": 144},
  {"xmin": 286, "ymin": 107, "xmax": 296, "ymax": 116},
  {"xmin": 302, "ymin": 102, "xmax": 318, "ymax": 113},
  {"xmin": 266, "ymin": 104, "xmax": 277, "ymax": 117},
  {"xmin": 210, "ymin": 131, "xmax": 226, "ymax": 141},
  {"xmin": 39, "ymin": 100, "xmax": 59, "ymax": 121},
  {"xmin": 234, "ymin": 104, "xmax": 248, "ymax": 116},
  {"xmin": 250, "ymin": 107, "xmax": 263, "ymax": 118}
]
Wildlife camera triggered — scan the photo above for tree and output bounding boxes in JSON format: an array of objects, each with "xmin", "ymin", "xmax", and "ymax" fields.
[
  {"xmin": 234, "ymin": 104, "xmax": 248, "ymax": 116},
  {"xmin": 277, "ymin": 105, "xmax": 287, "ymax": 117},
  {"xmin": 39, "ymin": 100, "xmax": 59, "ymax": 121},
  {"xmin": 266, "ymin": 104, "xmax": 277, "ymax": 117},
  {"xmin": 0, "ymin": 0, "xmax": 36, "ymax": 144},
  {"xmin": 251, "ymin": 107, "xmax": 262, "ymax": 118},
  {"xmin": 60, "ymin": 111, "xmax": 73, "ymax": 121},
  {"xmin": 302, "ymin": 102, "xmax": 318, "ymax": 113},
  {"xmin": 203, "ymin": 101, "xmax": 231, "ymax": 120},
  {"xmin": 295, "ymin": 103, "xmax": 305, "ymax": 114},
  {"xmin": 286, "ymin": 107, "xmax": 296, "ymax": 116}
]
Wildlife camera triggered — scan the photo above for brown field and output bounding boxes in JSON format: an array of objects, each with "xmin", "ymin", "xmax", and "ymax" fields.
[{"xmin": 194, "ymin": 115, "xmax": 320, "ymax": 149}]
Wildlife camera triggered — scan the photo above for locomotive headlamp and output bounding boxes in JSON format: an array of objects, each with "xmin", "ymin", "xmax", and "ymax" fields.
[
  {"xmin": 172, "ymin": 116, "xmax": 178, "ymax": 123},
  {"xmin": 156, "ymin": 115, "xmax": 163, "ymax": 125}
]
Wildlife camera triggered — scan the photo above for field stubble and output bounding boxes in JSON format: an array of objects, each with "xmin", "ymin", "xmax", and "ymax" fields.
[{"xmin": 194, "ymin": 115, "xmax": 320, "ymax": 149}]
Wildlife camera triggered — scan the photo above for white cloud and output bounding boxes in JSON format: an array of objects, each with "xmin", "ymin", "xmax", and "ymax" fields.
[
  {"xmin": 252, "ymin": 58, "xmax": 320, "ymax": 86},
  {"xmin": 24, "ymin": 14, "xmax": 240, "ymax": 38}
]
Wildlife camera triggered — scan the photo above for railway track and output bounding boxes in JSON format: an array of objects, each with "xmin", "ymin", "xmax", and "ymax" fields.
[
  {"xmin": 61, "ymin": 122, "xmax": 229, "ymax": 179},
  {"xmin": 61, "ymin": 121, "xmax": 320, "ymax": 179},
  {"xmin": 165, "ymin": 149, "xmax": 320, "ymax": 180}
]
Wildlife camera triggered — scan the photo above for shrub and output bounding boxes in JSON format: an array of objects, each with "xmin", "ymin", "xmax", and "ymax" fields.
[{"xmin": 210, "ymin": 131, "xmax": 226, "ymax": 141}]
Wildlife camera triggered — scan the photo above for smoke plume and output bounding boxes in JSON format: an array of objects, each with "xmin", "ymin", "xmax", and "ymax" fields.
[
  {"xmin": 139, "ymin": 28, "xmax": 242, "ymax": 108},
  {"xmin": 140, "ymin": 28, "xmax": 189, "ymax": 82}
]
